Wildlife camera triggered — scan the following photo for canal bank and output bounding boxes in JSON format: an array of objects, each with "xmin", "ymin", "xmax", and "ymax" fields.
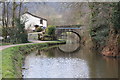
[{"xmin": 1, "ymin": 40, "xmax": 66, "ymax": 78}]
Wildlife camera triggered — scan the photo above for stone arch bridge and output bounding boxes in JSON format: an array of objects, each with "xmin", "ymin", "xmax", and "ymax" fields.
[{"xmin": 55, "ymin": 25, "xmax": 83, "ymax": 41}]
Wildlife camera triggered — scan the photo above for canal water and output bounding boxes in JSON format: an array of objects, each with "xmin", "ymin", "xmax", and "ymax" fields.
[{"xmin": 22, "ymin": 32, "xmax": 118, "ymax": 78}]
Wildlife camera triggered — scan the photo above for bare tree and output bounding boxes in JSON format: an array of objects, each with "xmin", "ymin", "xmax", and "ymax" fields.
[{"xmin": 1, "ymin": 1, "xmax": 27, "ymax": 42}]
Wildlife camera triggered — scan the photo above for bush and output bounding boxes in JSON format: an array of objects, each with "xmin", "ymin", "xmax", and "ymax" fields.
[
  {"xmin": 46, "ymin": 25, "xmax": 56, "ymax": 36},
  {"xmin": 44, "ymin": 25, "xmax": 57, "ymax": 40},
  {"xmin": 36, "ymin": 27, "xmax": 43, "ymax": 32}
]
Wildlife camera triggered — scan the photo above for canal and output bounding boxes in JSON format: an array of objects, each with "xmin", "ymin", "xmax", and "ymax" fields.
[{"xmin": 22, "ymin": 32, "xmax": 118, "ymax": 78}]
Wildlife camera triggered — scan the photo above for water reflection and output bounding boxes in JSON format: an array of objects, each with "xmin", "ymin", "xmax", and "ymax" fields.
[
  {"xmin": 23, "ymin": 46, "xmax": 118, "ymax": 78},
  {"xmin": 58, "ymin": 32, "xmax": 81, "ymax": 53},
  {"xmin": 22, "ymin": 32, "xmax": 118, "ymax": 78},
  {"xmin": 58, "ymin": 43, "xmax": 80, "ymax": 53},
  {"xmin": 23, "ymin": 53, "xmax": 89, "ymax": 78}
]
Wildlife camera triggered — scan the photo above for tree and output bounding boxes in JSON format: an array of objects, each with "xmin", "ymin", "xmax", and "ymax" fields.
[{"xmin": 1, "ymin": 1, "xmax": 28, "ymax": 43}]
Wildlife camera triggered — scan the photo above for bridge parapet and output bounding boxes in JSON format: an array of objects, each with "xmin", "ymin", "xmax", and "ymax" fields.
[{"xmin": 56, "ymin": 25, "xmax": 82, "ymax": 28}]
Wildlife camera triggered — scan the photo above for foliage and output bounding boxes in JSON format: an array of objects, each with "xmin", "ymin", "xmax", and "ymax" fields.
[
  {"xmin": 46, "ymin": 25, "xmax": 56, "ymax": 36},
  {"xmin": 89, "ymin": 2, "xmax": 120, "ymax": 54},
  {"xmin": 1, "ymin": 2, "xmax": 27, "ymax": 44},
  {"xmin": 112, "ymin": 2, "xmax": 120, "ymax": 34},
  {"xmin": 35, "ymin": 27, "xmax": 43, "ymax": 32},
  {"xmin": 0, "ymin": 27, "xmax": 2, "ymax": 36},
  {"xmin": 90, "ymin": 26, "xmax": 109, "ymax": 50},
  {"xmin": 6, "ymin": 18, "xmax": 28, "ymax": 44},
  {"xmin": 89, "ymin": 3, "xmax": 110, "ymax": 51},
  {"xmin": 43, "ymin": 25, "xmax": 57, "ymax": 40}
]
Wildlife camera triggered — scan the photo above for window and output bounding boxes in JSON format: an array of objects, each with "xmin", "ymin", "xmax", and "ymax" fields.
[{"xmin": 40, "ymin": 19, "xmax": 43, "ymax": 24}]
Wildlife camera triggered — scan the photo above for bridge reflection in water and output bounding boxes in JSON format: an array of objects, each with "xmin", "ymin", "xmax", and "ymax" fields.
[
  {"xmin": 57, "ymin": 30, "xmax": 81, "ymax": 53},
  {"xmin": 22, "ymin": 26, "xmax": 118, "ymax": 78}
]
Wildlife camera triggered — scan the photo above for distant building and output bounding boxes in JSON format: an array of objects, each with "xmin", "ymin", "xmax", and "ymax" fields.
[{"xmin": 21, "ymin": 12, "xmax": 47, "ymax": 32}]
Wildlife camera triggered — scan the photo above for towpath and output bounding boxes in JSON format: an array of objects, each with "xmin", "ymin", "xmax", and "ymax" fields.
[{"xmin": 0, "ymin": 40, "xmax": 53, "ymax": 50}]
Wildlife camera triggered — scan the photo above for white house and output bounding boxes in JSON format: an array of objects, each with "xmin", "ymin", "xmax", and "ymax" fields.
[{"xmin": 21, "ymin": 12, "xmax": 47, "ymax": 32}]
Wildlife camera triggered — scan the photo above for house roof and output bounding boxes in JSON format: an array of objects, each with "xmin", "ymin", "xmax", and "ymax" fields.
[{"xmin": 23, "ymin": 12, "xmax": 47, "ymax": 21}]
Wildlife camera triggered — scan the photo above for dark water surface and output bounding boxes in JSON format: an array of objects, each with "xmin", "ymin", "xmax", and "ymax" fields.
[{"xmin": 22, "ymin": 33, "xmax": 118, "ymax": 78}]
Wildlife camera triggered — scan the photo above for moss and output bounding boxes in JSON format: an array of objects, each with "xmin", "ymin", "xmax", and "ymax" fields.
[{"xmin": 1, "ymin": 40, "xmax": 66, "ymax": 78}]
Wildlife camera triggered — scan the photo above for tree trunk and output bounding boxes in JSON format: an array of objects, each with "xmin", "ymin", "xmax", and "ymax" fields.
[
  {"xmin": 19, "ymin": 2, "xmax": 22, "ymax": 19},
  {"xmin": 2, "ymin": 2, "xmax": 5, "ymax": 28},
  {"xmin": 12, "ymin": 2, "xmax": 16, "ymax": 28}
]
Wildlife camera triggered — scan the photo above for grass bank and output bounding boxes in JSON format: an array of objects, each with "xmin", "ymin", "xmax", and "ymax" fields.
[
  {"xmin": 0, "ymin": 42, "xmax": 12, "ymax": 46},
  {"xmin": 1, "ymin": 40, "xmax": 66, "ymax": 78}
]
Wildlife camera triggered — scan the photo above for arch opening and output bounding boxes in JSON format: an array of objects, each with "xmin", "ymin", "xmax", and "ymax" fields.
[
  {"xmin": 57, "ymin": 30, "xmax": 81, "ymax": 53},
  {"xmin": 57, "ymin": 30, "xmax": 81, "ymax": 42}
]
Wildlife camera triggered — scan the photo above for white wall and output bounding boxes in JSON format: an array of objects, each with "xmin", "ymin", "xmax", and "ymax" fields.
[
  {"xmin": 43, "ymin": 20, "xmax": 47, "ymax": 28},
  {"xmin": 21, "ymin": 13, "xmax": 47, "ymax": 31}
]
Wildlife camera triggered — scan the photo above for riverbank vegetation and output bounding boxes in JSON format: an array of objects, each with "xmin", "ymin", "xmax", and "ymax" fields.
[
  {"xmin": 89, "ymin": 2, "xmax": 120, "ymax": 57},
  {"xmin": 2, "ymin": 40, "xmax": 66, "ymax": 78}
]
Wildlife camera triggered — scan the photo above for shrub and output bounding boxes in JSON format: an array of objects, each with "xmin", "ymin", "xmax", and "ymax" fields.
[
  {"xmin": 43, "ymin": 25, "xmax": 57, "ymax": 40},
  {"xmin": 36, "ymin": 27, "xmax": 43, "ymax": 32},
  {"xmin": 46, "ymin": 25, "xmax": 56, "ymax": 36}
]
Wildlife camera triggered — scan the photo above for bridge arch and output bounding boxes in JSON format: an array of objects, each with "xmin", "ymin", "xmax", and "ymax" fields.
[
  {"xmin": 66, "ymin": 30, "xmax": 81, "ymax": 41},
  {"xmin": 55, "ymin": 25, "xmax": 82, "ymax": 53},
  {"xmin": 55, "ymin": 25, "xmax": 82, "ymax": 42},
  {"xmin": 57, "ymin": 31, "xmax": 81, "ymax": 53},
  {"xmin": 57, "ymin": 30, "xmax": 81, "ymax": 43}
]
